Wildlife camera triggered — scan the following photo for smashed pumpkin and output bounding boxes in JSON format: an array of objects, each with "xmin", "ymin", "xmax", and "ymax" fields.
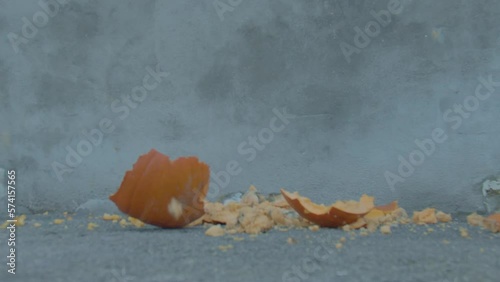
[{"xmin": 109, "ymin": 149, "xmax": 209, "ymax": 228}]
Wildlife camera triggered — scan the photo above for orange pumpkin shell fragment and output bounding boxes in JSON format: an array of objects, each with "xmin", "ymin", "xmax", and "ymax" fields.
[
  {"xmin": 109, "ymin": 149, "xmax": 209, "ymax": 228},
  {"xmin": 374, "ymin": 201, "xmax": 399, "ymax": 214},
  {"xmin": 280, "ymin": 189, "xmax": 375, "ymax": 228},
  {"xmin": 484, "ymin": 213, "xmax": 500, "ymax": 233}
]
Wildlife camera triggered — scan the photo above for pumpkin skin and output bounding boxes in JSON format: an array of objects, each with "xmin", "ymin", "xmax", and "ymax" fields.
[
  {"xmin": 109, "ymin": 149, "xmax": 210, "ymax": 228},
  {"xmin": 280, "ymin": 189, "xmax": 374, "ymax": 228}
]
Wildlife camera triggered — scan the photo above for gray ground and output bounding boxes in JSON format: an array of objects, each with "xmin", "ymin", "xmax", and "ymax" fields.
[{"xmin": 1, "ymin": 213, "xmax": 499, "ymax": 282}]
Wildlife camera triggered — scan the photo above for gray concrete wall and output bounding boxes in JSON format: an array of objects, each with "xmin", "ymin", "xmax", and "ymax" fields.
[{"xmin": 1, "ymin": 0, "xmax": 500, "ymax": 214}]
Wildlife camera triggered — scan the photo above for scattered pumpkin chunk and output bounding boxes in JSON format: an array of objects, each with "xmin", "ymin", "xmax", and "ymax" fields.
[
  {"xmin": 16, "ymin": 215, "xmax": 27, "ymax": 226},
  {"xmin": 467, "ymin": 212, "xmax": 500, "ymax": 233},
  {"xmin": 53, "ymin": 219, "xmax": 65, "ymax": 225},
  {"xmin": 205, "ymin": 225, "xmax": 225, "ymax": 237},
  {"xmin": 119, "ymin": 219, "xmax": 129, "ymax": 228},
  {"xmin": 1, "ymin": 215, "xmax": 28, "ymax": 228},
  {"xmin": 87, "ymin": 222, "xmax": 98, "ymax": 230},
  {"xmin": 484, "ymin": 213, "xmax": 500, "ymax": 233},
  {"xmin": 459, "ymin": 227, "xmax": 470, "ymax": 238},
  {"xmin": 436, "ymin": 211, "xmax": 452, "ymax": 223},
  {"xmin": 412, "ymin": 208, "xmax": 450, "ymax": 225},
  {"xmin": 413, "ymin": 208, "xmax": 438, "ymax": 224},
  {"xmin": 102, "ymin": 213, "xmax": 121, "ymax": 221},
  {"xmin": 467, "ymin": 213, "xmax": 484, "ymax": 226},
  {"xmin": 380, "ymin": 225, "xmax": 391, "ymax": 234},
  {"xmin": 128, "ymin": 217, "xmax": 145, "ymax": 228}
]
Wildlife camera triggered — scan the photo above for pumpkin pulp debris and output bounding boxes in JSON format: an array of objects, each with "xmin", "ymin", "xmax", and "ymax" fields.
[{"xmin": 200, "ymin": 185, "xmax": 312, "ymax": 234}]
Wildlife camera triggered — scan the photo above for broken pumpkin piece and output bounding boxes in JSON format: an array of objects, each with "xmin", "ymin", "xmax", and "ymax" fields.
[
  {"xmin": 413, "ymin": 208, "xmax": 451, "ymax": 225},
  {"xmin": 280, "ymin": 189, "xmax": 375, "ymax": 228},
  {"xmin": 373, "ymin": 201, "xmax": 399, "ymax": 214},
  {"xmin": 355, "ymin": 201, "xmax": 396, "ymax": 228},
  {"xmin": 202, "ymin": 202, "xmax": 241, "ymax": 227},
  {"xmin": 109, "ymin": 149, "xmax": 209, "ymax": 228},
  {"xmin": 484, "ymin": 213, "xmax": 500, "ymax": 233},
  {"xmin": 435, "ymin": 211, "xmax": 452, "ymax": 223},
  {"xmin": 413, "ymin": 208, "xmax": 438, "ymax": 224},
  {"xmin": 467, "ymin": 212, "xmax": 484, "ymax": 226},
  {"xmin": 205, "ymin": 225, "xmax": 226, "ymax": 237},
  {"xmin": 466, "ymin": 212, "xmax": 500, "ymax": 233},
  {"xmin": 348, "ymin": 218, "xmax": 367, "ymax": 229}
]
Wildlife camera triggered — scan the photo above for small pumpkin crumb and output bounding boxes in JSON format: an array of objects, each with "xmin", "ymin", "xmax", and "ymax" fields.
[
  {"xmin": 205, "ymin": 225, "xmax": 225, "ymax": 237},
  {"xmin": 53, "ymin": 219, "xmax": 65, "ymax": 225},
  {"xmin": 380, "ymin": 225, "xmax": 391, "ymax": 234},
  {"xmin": 359, "ymin": 228, "xmax": 369, "ymax": 236},
  {"xmin": 128, "ymin": 217, "xmax": 145, "ymax": 228},
  {"xmin": 102, "ymin": 213, "xmax": 121, "ymax": 221},
  {"xmin": 459, "ymin": 227, "xmax": 470, "ymax": 238},
  {"xmin": 218, "ymin": 244, "xmax": 233, "ymax": 251},
  {"xmin": 308, "ymin": 225, "xmax": 320, "ymax": 232},
  {"xmin": 87, "ymin": 222, "xmax": 98, "ymax": 230},
  {"xmin": 119, "ymin": 219, "xmax": 129, "ymax": 228},
  {"xmin": 16, "ymin": 215, "xmax": 27, "ymax": 226}
]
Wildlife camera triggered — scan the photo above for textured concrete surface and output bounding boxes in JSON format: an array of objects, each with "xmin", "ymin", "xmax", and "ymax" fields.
[
  {"xmin": 0, "ymin": 213, "xmax": 499, "ymax": 282},
  {"xmin": 1, "ymin": 1, "xmax": 500, "ymax": 215}
]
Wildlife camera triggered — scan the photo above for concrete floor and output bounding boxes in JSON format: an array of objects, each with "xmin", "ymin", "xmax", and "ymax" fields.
[{"xmin": 1, "ymin": 213, "xmax": 499, "ymax": 282}]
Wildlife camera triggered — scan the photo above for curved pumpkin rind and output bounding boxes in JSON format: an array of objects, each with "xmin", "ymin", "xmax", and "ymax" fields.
[
  {"xmin": 109, "ymin": 149, "xmax": 157, "ymax": 214},
  {"xmin": 109, "ymin": 149, "xmax": 209, "ymax": 228},
  {"xmin": 486, "ymin": 213, "xmax": 500, "ymax": 222},
  {"xmin": 280, "ymin": 189, "xmax": 374, "ymax": 228},
  {"xmin": 485, "ymin": 213, "xmax": 500, "ymax": 233},
  {"xmin": 374, "ymin": 201, "xmax": 399, "ymax": 213}
]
